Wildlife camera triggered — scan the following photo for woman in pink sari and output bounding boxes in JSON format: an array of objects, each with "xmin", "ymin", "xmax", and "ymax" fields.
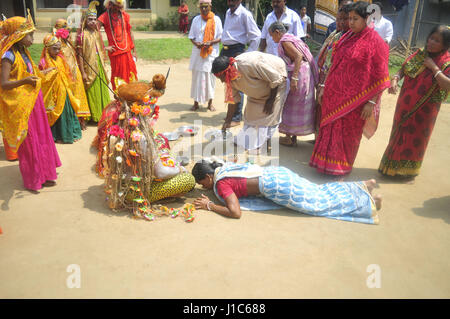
[
  {"xmin": 309, "ymin": 1, "xmax": 390, "ymax": 176},
  {"xmin": 269, "ymin": 21, "xmax": 319, "ymax": 146}
]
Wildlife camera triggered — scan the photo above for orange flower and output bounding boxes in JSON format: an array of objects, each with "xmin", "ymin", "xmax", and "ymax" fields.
[{"xmin": 131, "ymin": 103, "xmax": 141, "ymax": 115}]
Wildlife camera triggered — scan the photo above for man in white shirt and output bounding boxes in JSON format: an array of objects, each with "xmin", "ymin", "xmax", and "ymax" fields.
[
  {"xmin": 221, "ymin": 0, "xmax": 261, "ymax": 127},
  {"xmin": 259, "ymin": 0, "xmax": 305, "ymax": 56},
  {"xmin": 300, "ymin": 6, "xmax": 311, "ymax": 38},
  {"xmin": 373, "ymin": 2, "xmax": 393, "ymax": 44}
]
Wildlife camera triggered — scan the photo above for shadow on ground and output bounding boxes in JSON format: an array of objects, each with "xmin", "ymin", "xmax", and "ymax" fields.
[
  {"xmin": 0, "ymin": 163, "xmax": 41, "ymax": 211},
  {"xmin": 412, "ymin": 196, "xmax": 450, "ymax": 224}
]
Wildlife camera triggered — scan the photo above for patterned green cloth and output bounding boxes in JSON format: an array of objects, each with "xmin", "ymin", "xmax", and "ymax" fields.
[
  {"xmin": 86, "ymin": 56, "xmax": 111, "ymax": 122},
  {"xmin": 51, "ymin": 94, "xmax": 82, "ymax": 144}
]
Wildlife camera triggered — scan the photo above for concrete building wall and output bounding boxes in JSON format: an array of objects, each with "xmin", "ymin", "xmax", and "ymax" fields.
[{"xmin": 26, "ymin": 0, "xmax": 199, "ymax": 29}]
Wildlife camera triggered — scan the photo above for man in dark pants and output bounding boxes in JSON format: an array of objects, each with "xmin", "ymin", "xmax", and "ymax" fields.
[{"xmin": 220, "ymin": 0, "xmax": 261, "ymax": 128}]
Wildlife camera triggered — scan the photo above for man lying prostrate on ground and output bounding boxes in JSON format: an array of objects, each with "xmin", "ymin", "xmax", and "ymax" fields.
[{"xmin": 212, "ymin": 52, "xmax": 287, "ymax": 151}]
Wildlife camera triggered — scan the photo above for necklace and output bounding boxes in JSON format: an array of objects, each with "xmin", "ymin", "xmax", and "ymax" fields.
[{"xmin": 107, "ymin": 9, "xmax": 128, "ymax": 51}]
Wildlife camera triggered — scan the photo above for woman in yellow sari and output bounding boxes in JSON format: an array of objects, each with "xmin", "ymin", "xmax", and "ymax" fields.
[
  {"xmin": 54, "ymin": 19, "xmax": 90, "ymax": 129},
  {"xmin": 39, "ymin": 34, "xmax": 83, "ymax": 144},
  {"xmin": 0, "ymin": 14, "xmax": 61, "ymax": 191}
]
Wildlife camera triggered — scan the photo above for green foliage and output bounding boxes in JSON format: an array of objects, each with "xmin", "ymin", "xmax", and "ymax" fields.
[
  {"xmin": 166, "ymin": 10, "xmax": 181, "ymax": 31},
  {"xmin": 29, "ymin": 43, "xmax": 44, "ymax": 65},
  {"xmin": 153, "ymin": 17, "xmax": 167, "ymax": 31},
  {"xmin": 389, "ymin": 54, "xmax": 404, "ymax": 76},
  {"xmin": 153, "ymin": 10, "xmax": 182, "ymax": 31},
  {"xmin": 134, "ymin": 25, "xmax": 151, "ymax": 31},
  {"xmin": 134, "ymin": 38, "xmax": 192, "ymax": 61}
]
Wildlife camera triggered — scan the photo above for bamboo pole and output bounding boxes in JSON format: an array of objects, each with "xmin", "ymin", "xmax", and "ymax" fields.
[{"xmin": 405, "ymin": 0, "xmax": 421, "ymax": 58}]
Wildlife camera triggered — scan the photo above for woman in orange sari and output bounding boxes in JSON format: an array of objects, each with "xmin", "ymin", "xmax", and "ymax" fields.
[
  {"xmin": 379, "ymin": 25, "xmax": 450, "ymax": 183},
  {"xmin": 310, "ymin": 1, "xmax": 390, "ymax": 176},
  {"xmin": 0, "ymin": 14, "xmax": 61, "ymax": 191}
]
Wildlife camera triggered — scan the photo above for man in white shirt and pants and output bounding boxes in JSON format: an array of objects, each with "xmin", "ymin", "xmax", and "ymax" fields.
[
  {"xmin": 373, "ymin": 2, "xmax": 393, "ymax": 44},
  {"xmin": 221, "ymin": 0, "xmax": 261, "ymax": 128},
  {"xmin": 259, "ymin": 0, "xmax": 305, "ymax": 56}
]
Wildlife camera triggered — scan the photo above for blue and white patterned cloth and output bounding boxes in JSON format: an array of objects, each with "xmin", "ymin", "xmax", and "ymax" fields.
[
  {"xmin": 259, "ymin": 166, "xmax": 379, "ymax": 224},
  {"xmin": 212, "ymin": 163, "xmax": 378, "ymax": 224}
]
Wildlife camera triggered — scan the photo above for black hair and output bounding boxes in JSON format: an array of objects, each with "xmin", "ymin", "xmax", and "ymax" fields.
[
  {"xmin": 348, "ymin": 1, "xmax": 371, "ymax": 19},
  {"xmin": 300, "ymin": 5, "xmax": 307, "ymax": 10},
  {"xmin": 211, "ymin": 56, "xmax": 230, "ymax": 74},
  {"xmin": 427, "ymin": 25, "xmax": 450, "ymax": 52},
  {"xmin": 191, "ymin": 160, "xmax": 223, "ymax": 183},
  {"xmin": 338, "ymin": 3, "xmax": 352, "ymax": 14},
  {"xmin": 269, "ymin": 21, "xmax": 289, "ymax": 34}
]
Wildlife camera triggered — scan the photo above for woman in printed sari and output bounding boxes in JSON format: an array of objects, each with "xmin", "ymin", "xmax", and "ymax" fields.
[
  {"xmin": 76, "ymin": 1, "xmax": 111, "ymax": 123},
  {"xmin": 54, "ymin": 19, "xmax": 91, "ymax": 129},
  {"xmin": 310, "ymin": 1, "xmax": 390, "ymax": 176},
  {"xmin": 0, "ymin": 14, "xmax": 61, "ymax": 191},
  {"xmin": 178, "ymin": 1, "xmax": 190, "ymax": 34},
  {"xmin": 379, "ymin": 25, "xmax": 450, "ymax": 183},
  {"xmin": 315, "ymin": 4, "xmax": 351, "ymax": 135},
  {"xmin": 39, "ymin": 34, "xmax": 83, "ymax": 144},
  {"xmin": 269, "ymin": 21, "xmax": 319, "ymax": 146},
  {"xmin": 192, "ymin": 159, "xmax": 382, "ymax": 224}
]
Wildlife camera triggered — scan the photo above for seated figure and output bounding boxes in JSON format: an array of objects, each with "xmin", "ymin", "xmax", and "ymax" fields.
[{"xmin": 92, "ymin": 75, "xmax": 195, "ymax": 218}]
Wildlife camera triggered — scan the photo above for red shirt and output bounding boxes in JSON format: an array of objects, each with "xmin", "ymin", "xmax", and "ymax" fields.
[
  {"xmin": 216, "ymin": 177, "xmax": 248, "ymax": 199},
  {"xmin": 98, "ymin": 10, "xmax": 134, "ymax": 56}
]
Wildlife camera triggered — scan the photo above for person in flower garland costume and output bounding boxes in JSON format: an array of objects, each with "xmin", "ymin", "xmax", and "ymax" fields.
[{"xmin": 93, "ymin": 75, "xmax": 196, "ymax": 222}]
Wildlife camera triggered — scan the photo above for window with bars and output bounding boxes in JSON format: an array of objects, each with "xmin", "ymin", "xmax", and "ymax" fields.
[{"xmin": 170, "ymin": 0, "xmax": 181, "ymax": 7}]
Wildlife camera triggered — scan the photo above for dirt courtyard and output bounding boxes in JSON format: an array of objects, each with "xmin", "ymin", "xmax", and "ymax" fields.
[{"xmin": 0, "ymin": 57, "xmax": 449, "ymax": 299}]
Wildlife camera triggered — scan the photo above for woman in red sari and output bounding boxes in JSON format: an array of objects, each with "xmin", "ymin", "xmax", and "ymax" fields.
[
  {"xmin": 379, "ymin": 25, "xmax": 450, "ymax": 183},
  {"xmin": 310, "ymin": 1, "xmax": 390, "ymax": 176},
  {"xmin": 178, "ymin": 1, "xmax": 190, "ymax": 34}
]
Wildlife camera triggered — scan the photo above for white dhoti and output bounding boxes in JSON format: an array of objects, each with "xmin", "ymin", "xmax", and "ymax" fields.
[
  {"xmin": 188, "ymin": 15, "xmax": 223, "ymax": 105},
  {"xmin": 191, "ymin": 70, "xmax": 216, "ymax": 104}
]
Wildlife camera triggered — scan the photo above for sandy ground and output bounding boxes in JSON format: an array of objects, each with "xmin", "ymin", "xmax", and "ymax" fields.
[{"xmin": 0, "ymin": 42, "xmax": 449, "ymax": 298}]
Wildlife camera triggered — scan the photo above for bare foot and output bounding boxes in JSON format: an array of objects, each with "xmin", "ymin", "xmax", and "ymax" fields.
[
  {"xmin": 229, "ymin": 121, "xmax": 241, "ymax": 127},
  {"xmin": 364, "ymin": 179, "xmax": 378, "ymax": 194},
  {"xmin": 373, "ymin": 194, "xmax": 382, "ymax": 210},
  {"xmin": 190, "ymin": 103, "xmax": 199, "ymax": 111},
  {"xmin": 79, "ymin": 118, "xmax": 87, "ymax": 131},
  {"xmin": 207, "ymin": 104, "xmax": 216, "ymax": 111}
]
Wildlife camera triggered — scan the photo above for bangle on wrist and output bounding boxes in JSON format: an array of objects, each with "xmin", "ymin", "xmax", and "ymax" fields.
[
  {"xmin": 206, "ymin": 201, "xmax": 213, "ymax": 211},
  {"xmin": 318, "ymin": 83, "xmax": 325, "ymax": 88},
  {"xmin": 367, "ymin": 100, "xmax": 377, "ymax": 105},
  {"xmin": 434, "ymin": 70, "xmax": 442, "ymax": 78},
  {"xmin": 392, "ymin": 74, "xmax": 400, "ymax": 80},
  {"xmin": 291, "ymin": 76, "xmax": 299, "ymax": 81}
]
